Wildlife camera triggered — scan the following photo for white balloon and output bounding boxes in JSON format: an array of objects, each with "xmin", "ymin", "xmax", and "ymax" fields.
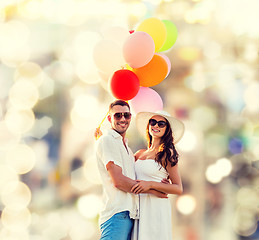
[
  {"xmin": 102, "ymin": 26, "xmax": 130, "ymax": 48},
  {"xmin": 93, "ymin": 39, "xmax": 125, "ymax": 76}
]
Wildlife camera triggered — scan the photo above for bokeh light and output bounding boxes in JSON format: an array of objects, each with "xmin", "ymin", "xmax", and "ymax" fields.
[
  {"xmin": 228, "ymin": 137, "xmax": 244, "ymax": 154},
  {"xmin": 178, "ymin": 47, "xmax": 201, "ymax": 62},
  {"xmin": 4, "ymin": 108, "xmax": 35, "ymax": 134},
  {"xmin": 77, "ymin": 194, "xmax": 102, "ymax": 219},
  {"xmin": 1, "ymin": 181, "xmax": 31, "ymax": 210},
  {"xmin": 206, "ymin": 158, "xmax": 232, "ymax": 184},
  {"xmin": 176, "ymin": 194, "xmax": 196, "ymax": 215},
  {"xmin": 17, "ymin": 0, "xmax": 43, "ymax": 20},
  {"xmin": 209, "ymin": 229, "xmax": 236, "ymax": 240},
  {"xmin": 1, "ymin": 207, "xmax": 31, "ymax": 231},
  {"xmin": 9, "ymin": 80, "xmax": 39, "ymax": 110},
  {"xmin": 70, "ymin": 94, "xmax": 105, "ymax": 132},
  {"xmin": 177, "ymin": 130, "xmax": 197, "ymax": 152},
  {"xmin": 236, "ymin": 187, "xmax": 259, "ymax": 209},
  {"xmin": 14, "ymin": 62, "xmax": 44, "ymax": 87},
  {"xmin": 216, "ymin": 158, "xmax": 232, "ymax": 177},
  {"xmin": 216, "ymin": 0, "xmax": 259, "ymax": 37},
  {"xmin": 0, "ymin": 121, "xmax": 20, "ymax": 151},
  {"xmin": 73, "ymin": 31, "xmax": 102, "ymax": 62},
  {"xmin": 83, "ymin": 156, "xmax": 102, "ymax": 185},
  {"xmin": 205, "ymin": 164, "xmax": 222, "ymax": 184},
  {"xmin": 44, "ymin": 61, "xmax": 75, "ymax": 86},
  {"xmin": 0, "ymin": 228, "xmax": 29, "ymax": 240},
  {"xmin": 0, "ymin": 20, "xmax": 30, "ymax": 67},
  {"xmin": 71, "ymin": 167, "xmax": 91, "ymax": 192},
  {"xmin": 190, "ymin": 105, "xmax": 217, "ymax": 130},
  {"xmin": 69, "ymin": 219, "xmax": 96, "ymax": 240},
  {"xmin": 184, "ymin": 1, "xmax": 212, "ymax": 24},
  {"xmin": 127, "ymin": 2, "xmax": 147, "ymax": 18},
  {"xmin": 0, "ymin": 164, "xmax": 19, "ymax": 193},
  {"xmin": 0, "ymin": 20, "xmax": 30, "ymax": 50},
  {"xmin": 233, "ymin": 206, "xmax": 258, "ymax": 237},
  {"xmin": 37, "ymin": 74, "xmax": 54, "ymax": 99},
  {"xmin": 243, "ymin": 82, "xmax": 259, "ymax": 113},
  {"xmin": 248, "ymin": 135, "xmax": 259, "ymax": 158},
  {"xmin": 205, "ymin": 133, "xmax": 228, "ymax": 158},
  {"xmin": 0, "ymin": 8, "xmax": 6, "ymax": 21},
  {"xmin": 5, "ymin": 144, "xmax": 36, "ymax": 174}
]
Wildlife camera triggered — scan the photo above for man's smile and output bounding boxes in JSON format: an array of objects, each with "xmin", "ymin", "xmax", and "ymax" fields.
[{"xmin": 118, "ymin": 122, "xmax": 128, "ymax": 127}]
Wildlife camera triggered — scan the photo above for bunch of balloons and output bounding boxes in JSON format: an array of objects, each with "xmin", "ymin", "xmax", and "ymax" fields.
[{"xmin": 93, "ymin": 17, "xmax": 178, "ymax": 113}]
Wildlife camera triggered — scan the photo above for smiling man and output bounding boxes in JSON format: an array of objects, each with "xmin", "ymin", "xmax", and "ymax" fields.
[{"xmin": 95, "ymin": 100, "xmax": 139, "ymax": 240}]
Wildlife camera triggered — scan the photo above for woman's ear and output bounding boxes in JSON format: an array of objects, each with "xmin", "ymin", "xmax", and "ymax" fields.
[{"xmin": 107, "ymin": 115, "xmax": 111, "ymax": 123}]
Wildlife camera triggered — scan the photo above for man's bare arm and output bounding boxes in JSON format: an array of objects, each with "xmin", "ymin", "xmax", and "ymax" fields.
[
  {"xmin": 106, "ymin": 162, "xmax": 168, "ymax": 198},
  {"xmin": 106, "ymin": 161, "xmax": 137, "ymax": 192}
]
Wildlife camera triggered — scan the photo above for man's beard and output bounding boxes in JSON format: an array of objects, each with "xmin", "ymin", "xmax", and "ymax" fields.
[{"xmin": 113, "ymin": 122, "xmax": 128, "ymax": 134}]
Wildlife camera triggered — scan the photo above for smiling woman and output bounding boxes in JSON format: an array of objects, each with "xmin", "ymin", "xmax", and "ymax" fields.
[
  {"xmin": 148, "ymin": 116, "xmax": 167, "ymax": 139},
  {"xmin": 130, "ymin": 110, "xmax": 185, "ymax": 240}
]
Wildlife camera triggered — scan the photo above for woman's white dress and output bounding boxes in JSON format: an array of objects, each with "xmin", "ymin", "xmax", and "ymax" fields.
[{"xmin": 132, "ymin": 159, "xmax": 173, "ymax": 240}]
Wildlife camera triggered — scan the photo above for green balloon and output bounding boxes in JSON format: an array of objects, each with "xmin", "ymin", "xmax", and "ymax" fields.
[{"xmin": 158, "ymin": 20, "xmax": 178, "ymax": 52}]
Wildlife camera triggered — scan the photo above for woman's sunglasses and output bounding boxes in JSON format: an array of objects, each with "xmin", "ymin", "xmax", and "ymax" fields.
[
  {"xmin": 149, "ymin": 119, "xmax": 167, "ymax": 128},
  {"xmin": 113, "ymin": 112, "xmax": 132, "ymax": 120}
]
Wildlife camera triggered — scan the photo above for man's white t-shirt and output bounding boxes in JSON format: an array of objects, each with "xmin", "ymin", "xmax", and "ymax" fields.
[{"xmin": 96, "ymin": 129, "xmax": 139, "ymax": 225}]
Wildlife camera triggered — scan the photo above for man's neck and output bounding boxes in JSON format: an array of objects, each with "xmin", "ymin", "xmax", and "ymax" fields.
[{"xmin": 112, "ymin": 128, "xmax": 126, "ymax": 140}]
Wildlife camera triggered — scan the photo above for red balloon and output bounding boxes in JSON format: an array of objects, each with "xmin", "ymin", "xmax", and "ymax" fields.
[{"xmin": 110, "ymin": 69, "xmax": 140, "ymax": 100}]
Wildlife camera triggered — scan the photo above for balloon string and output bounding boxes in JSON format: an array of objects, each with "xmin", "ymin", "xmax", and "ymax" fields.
[{"xmin": 98, "ymin": 110, "xmax": 109, "ymax": 129}]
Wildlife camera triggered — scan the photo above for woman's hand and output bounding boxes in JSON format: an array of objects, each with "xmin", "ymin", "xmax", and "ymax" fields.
[
  {"xmin": 131, "ymin": 180, "xmax": 152, "ymax": 194},
  {"xmin": 94, "ymin": 127, "xmax": 103, "ymax": 140},
  {"xmin": 149, "ymin": 190, "xmax": 168, "ymax": 198}
]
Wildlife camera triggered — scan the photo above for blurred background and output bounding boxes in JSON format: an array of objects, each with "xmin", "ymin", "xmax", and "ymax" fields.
[{"xmin": 0, "ymin": 0, "xmax": 258, "ymax": 239}]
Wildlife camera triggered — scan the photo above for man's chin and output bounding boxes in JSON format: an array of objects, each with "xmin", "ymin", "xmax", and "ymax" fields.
[{"xmin": 115, "ymin": 126, "xmax": 128, "ymax": 134}]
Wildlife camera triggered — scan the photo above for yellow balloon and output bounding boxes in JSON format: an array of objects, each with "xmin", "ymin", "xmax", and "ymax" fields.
[{"xmin": 136, "ymin": 18, "xmax": 167, "ymax": 52}]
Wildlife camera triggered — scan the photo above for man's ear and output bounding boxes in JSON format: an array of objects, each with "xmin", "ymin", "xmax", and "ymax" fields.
[{"xmin": 107, "ymin": 115, "xmax": 111, "ymax": 123}]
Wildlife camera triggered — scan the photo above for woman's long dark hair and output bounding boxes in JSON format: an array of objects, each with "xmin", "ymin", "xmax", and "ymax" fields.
[{"xmin": 146, "ymin": 117, "xmax": 179, "ymax": 170}]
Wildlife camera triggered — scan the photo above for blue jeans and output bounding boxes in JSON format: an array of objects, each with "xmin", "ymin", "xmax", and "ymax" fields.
[{"xmin": 100, "ymin": 211, "xmax": 133, "ymax": 240}]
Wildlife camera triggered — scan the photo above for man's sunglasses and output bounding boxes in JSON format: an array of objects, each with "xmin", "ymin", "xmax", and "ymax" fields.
[
  {"xmin": 149, "ymin": 119, "xmax": 167, "ymax": 128},
  {"xmin": 113, "ymin": 112, "xmax": 132, "ymax": 120}
]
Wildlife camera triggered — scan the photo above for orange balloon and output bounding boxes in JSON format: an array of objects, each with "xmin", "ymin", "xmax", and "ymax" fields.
[{"xmin": 133, "ymin": 54, "xmax": 168, "ymax": 87}]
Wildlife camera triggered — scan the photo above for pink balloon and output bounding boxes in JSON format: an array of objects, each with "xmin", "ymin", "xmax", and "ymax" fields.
[
  {"xmin": 129, "ymin": 87, "xmax": 163, "ymax": 114},
  {"xmin": 123, "ymin": 31, "xmax": 155, "ymax": 69},
  {"xmin": 156, "ymin": 53, "xmax": 171, "ymax": 78}
]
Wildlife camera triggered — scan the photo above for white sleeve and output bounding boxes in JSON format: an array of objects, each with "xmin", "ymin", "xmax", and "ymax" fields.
[{"xmin": 98, "ymin": 136, "xmax": 123, "ymax": 169}]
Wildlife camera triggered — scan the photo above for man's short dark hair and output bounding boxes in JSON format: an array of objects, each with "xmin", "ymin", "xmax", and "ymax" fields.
[{"xmin": 109, "ymin": 100, "xmax": 130, "ymax": 112}]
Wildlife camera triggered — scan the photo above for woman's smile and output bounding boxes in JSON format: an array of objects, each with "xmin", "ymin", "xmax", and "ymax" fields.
[{"xmin": 151, "ymin": 128, "xmax": 160, "ymax": 133}]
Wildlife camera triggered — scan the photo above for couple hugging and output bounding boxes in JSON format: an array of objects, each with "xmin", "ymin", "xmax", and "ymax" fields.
[{"xmin": 95, "ymin": 99, "xmax": 185, "ymax": 240}]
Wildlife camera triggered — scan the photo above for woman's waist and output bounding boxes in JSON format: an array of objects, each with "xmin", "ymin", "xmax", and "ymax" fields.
[{"xmin": 136, "ymin": 176, "xmax": 166, "ymax": 182}]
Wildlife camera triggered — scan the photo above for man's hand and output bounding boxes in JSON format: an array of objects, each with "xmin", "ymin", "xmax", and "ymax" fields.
[
  {"xmin": 94, "ymin": 127, "xmax": 103, "ymax": 140},
  {"xmin": 161, "ymin": 178, "xmax": 170, "ymax": 184},
  {"xmin": 131, "ymin": 180, "xmax": 152, "ymax": 194}
]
